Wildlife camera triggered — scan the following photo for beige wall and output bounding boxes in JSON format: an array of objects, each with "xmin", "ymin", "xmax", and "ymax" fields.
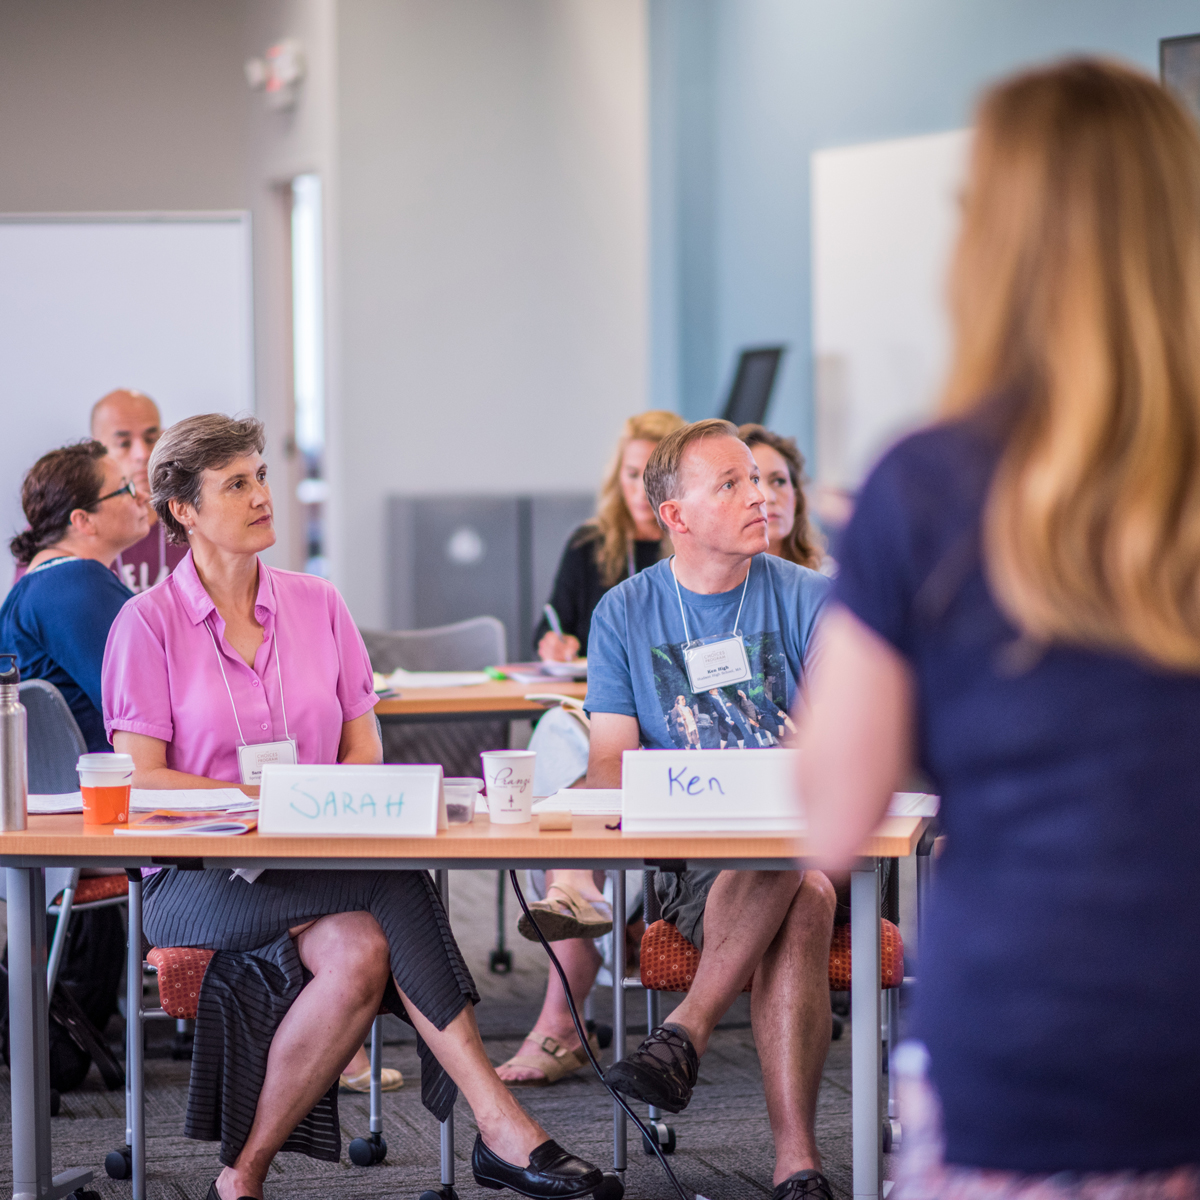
[
  {"xmin": 0, "ymin": 0, "xmax": 248, "ymax": 212},
  {"xmin": 332, "ymin": 0, "xmax": 649, "ymax": 623}
]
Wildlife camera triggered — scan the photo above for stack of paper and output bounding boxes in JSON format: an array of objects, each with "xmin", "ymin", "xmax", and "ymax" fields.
[
  {"xmin": 374, "ymin": 667, "xmax": 491, "ymax": 691},
  {"xmin": 532, "ymin": 789, "xmax": 622, "ymax": 816}
]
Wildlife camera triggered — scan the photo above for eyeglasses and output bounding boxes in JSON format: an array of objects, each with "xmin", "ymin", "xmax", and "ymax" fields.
[{"xmin": 95, "ymin": 479, "xmax": 138, "ymax": 504}]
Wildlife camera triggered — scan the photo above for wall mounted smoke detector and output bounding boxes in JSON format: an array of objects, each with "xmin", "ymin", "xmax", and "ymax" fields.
[{"xmin": 245, "ymin": 38, "xmax": 306, "ymax": 111}]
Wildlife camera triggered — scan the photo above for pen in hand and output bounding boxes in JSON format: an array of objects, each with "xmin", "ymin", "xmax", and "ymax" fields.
[{"xmin": 543, "ymin": 604, "xmax": 564, "ymax": 637}]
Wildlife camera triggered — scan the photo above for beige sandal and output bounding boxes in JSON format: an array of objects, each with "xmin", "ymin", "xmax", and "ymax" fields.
[
  {"xmin": 517, "ymin": 882, "xmax": 614, "ymax": 942},
  {"xmin": 496, "ymin": 1030, "xmax": 600, "ymax": 1087},
  {"xmin": 340, "ymin": 1066, "xmax": 403, "ymax": 1092}
]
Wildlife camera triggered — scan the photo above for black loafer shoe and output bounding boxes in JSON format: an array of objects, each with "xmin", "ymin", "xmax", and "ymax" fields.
[
  {"xmin": 604, "ymin": 1022, "xmax": 699, "ymax": 1114},
  {"xmin": 205, "ymin": 1180, "xmax": 257, "ymax": 1200},
  {"xmin": 773, "ymin": 1169, "xmax": 834, "ymax": 1200},
  {"xmin": 472, "ymin": 1133, "xmax": 603, "ymax": 1198}
]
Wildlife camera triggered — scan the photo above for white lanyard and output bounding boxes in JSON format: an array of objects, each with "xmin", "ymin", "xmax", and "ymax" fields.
[
  {"xmin": 670, "ymin": 556, "xmax": 754, "ymax": 693},
  {"xmin": 204, "ymin": 616, "xmax": 292, "ymax": 746},
  {"xmin": 670, "ymin": 555, "xmax": 751, "ymax": 646}
]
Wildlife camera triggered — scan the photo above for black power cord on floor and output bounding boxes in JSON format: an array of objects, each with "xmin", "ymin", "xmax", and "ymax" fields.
[{"xmin": 508, "ymin": 871, "xmax": 701, "ymax": 1200}]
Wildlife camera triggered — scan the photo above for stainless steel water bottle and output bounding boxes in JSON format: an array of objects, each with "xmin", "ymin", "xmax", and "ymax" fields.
[{"xmin": 0, "ymin": 655, "xmax": 27, "ymax": 831}]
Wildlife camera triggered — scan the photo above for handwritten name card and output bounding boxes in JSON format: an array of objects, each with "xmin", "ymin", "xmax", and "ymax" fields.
[
  {"xmin": 259, "ymin": 764, "xmax": 447, "ymax": 837},
  {"xmin": 621, "ymin": 748, "xmax": 801, "ymax": 833}
]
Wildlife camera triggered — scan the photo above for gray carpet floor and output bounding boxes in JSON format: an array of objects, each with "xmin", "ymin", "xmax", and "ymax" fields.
[{"xmin": 0, "ymin": 870, "xmax": 900, "ymax": 1199}]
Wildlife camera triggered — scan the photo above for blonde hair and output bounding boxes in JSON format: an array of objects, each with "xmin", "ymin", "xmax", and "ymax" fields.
[
  {"xmin": 943, "ymin": 58, "xmax": 1200, "ymax": 670},
  {"xmin": 737, "ymin": 424, "xmax": 823, "ymax": 569},
  {"xmin": 588, "ymin": 410, "xmax": 687, "ymax": 586}
]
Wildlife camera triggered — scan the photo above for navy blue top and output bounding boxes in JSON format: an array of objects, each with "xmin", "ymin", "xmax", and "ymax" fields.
[
  {"xmin": 0, "ymin": 558, "xmax": 133, "ymax": 753},
  {"xmin": 835, "ymin": 414, "xmax": 1200, "ymax": 1171}
]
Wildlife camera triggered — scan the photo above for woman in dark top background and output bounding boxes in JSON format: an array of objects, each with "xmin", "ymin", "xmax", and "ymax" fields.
[
  {"xmin": 1, "ymin": 440, "xmax": 149, "ymax": 750},
  {"xmin": 535, "ymin": 409, "xmax": 685, "ymax": 661},
  {"xmin": 803, "ymin": 61, "xmax": 1200, "ymax": 1193}
]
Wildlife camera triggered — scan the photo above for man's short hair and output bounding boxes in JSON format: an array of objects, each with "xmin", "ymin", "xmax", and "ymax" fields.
[{"xmin": 643, "ymin": 418, "xmax": 740, "ymax": 527}]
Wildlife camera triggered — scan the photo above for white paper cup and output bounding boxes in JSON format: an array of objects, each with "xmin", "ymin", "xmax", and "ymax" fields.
[
  {"xmin": 444, "ymin": 777, "xmax": 483, "ymax": 825},
  {"xmin": 480, "ymin": 751, "xmax": 535, "ymax": 824}
]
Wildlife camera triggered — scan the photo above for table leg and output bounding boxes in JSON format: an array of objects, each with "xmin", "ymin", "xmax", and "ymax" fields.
[
  {"xmin": 436, "ymin": 869, "xmax": 454, "ymax": 1191},
  {"xmin": 127, "ymin": 871, "xmax": 146, "ymax": 1200},
  {"xmin": 851, "ymin": 862, "xmax": 882, "ymax": 1200},
  {"xmin": 7, "ymin": 867, "xmax": 92, "ymax": 1200},
  {"xmin": 610, "ymin": 870, "xmax": 627, "ymax": 1176}
]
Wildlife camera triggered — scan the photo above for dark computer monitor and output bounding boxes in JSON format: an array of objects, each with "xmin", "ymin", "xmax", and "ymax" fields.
[{"xmin": 720, "ymin": 346, "xmax": 786, "ymax": 427}]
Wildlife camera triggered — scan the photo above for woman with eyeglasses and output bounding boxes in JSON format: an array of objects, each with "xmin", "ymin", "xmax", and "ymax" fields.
[{"xmin": 0, "ymin": 440, "xmax": 148, "ymax": 751}]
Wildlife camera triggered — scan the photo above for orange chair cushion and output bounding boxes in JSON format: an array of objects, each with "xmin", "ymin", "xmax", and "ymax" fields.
[
  {"xmin": 639, "ymin": 917, "xmax": 904, "ymax": 993},
  {"xmin": 147, "ymin": 947, "xmax": 215, "ymax": 1019},
  {"xmin": 51, "ymin": 875, "xmax": 129, "ymax": 907}
]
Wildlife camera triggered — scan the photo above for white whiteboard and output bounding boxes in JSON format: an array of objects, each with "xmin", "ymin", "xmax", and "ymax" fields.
[
  {"xmin": 812, "ymin": 129, "xmax": 970, "ymax": 488},
  {"xmin": 0, "ymin": 213, "xmax": 254, "ymax": 594}
]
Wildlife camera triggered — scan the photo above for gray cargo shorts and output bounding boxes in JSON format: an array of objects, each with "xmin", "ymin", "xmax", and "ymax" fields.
[{"xmin": 653, "ymin": 867, "xmax": 723, "ymax": 950}]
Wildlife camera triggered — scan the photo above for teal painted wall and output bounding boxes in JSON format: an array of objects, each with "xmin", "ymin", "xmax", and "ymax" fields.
[{"xmin": 650, "ymin": 0, "xmax": 1200, "ymax": 461}]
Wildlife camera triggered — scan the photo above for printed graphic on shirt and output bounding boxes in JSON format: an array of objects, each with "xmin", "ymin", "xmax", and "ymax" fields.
[{"xmin": 651, "ymin": 631, "xmax": 796, "ymax": 749}]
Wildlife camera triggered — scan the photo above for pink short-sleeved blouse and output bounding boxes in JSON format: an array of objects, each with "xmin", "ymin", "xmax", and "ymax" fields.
[{"xmin": 102, "ymin": 551, "xmax": 378, "ymax": 783}]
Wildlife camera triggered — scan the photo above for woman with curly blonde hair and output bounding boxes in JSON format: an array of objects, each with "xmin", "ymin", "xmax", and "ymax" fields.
[{"xmin": 535, "ymin": 409, "xmax": 686, "ymax": 661}]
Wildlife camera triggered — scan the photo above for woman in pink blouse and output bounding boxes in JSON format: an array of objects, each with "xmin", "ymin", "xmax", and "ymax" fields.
[{"xmin": 101, "ymin": 415, "xmax": 601, "ymax": 1200}]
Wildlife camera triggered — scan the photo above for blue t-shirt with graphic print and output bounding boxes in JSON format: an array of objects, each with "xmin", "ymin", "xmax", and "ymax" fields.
[{"xmin": 584, "ymin": 554, "xmax": 829, "ymax": 748}]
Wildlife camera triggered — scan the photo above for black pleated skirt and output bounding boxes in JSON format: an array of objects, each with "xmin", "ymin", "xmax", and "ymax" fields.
[{"xmin": 143, "ymin": 867, "xmax": 478, "ymax": 1166}]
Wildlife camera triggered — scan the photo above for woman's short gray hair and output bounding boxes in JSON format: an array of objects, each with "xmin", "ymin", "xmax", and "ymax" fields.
[{"xmin": 149, "ymin": 414, "xmax": 266, "ymax": 545}]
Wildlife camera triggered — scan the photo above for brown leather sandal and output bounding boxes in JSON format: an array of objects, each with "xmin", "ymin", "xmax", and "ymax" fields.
[{"xmin": 496, "ymin": 1030, "xmax": 600, "ymax": 1087}]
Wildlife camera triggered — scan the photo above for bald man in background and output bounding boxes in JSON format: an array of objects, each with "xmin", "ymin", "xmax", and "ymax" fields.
[{"xmin": 89, "ymin": 389, "xmax": 186, "ymax": 592}]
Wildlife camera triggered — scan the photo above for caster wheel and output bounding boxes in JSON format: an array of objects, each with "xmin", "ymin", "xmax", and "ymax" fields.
[
  {"xmin": 49, "ymin": 1089, "xmax": 60, "ymax": 1117},
  {"xmin": 105, "ymin": 1146, "xmax": 133, "ymax": 1179},
  {"xmin": 883, "ymin": 1118, "xmax": 901, "ymax": 1153},
  {"xmin": 642, "ymin": 1120, "xmax": 676, "ymax": 1155},
  {"xmin": 831, "ymin": 1015, "xmax": 844, "ymax": 1041},
  {"xmin": 418, "ymin": 1188, "xmax": 459, "ymax": 1200},
  {"xmin": 489, "ymin": 948, "xmax": 513, "ymax": 974},
  {"xmin": 68, "ymin": 1192, "xmax": 101, "ymax": 1200},
  {"xmin": 587, "ymin": 1019, "xmax": 613, "ymax": 1051},
  {"xmin": 348, "ymin": 1132, "xmax": 387, "ymax": 1166},
  {"xmin": 592, "ymin": 1170, "xmax": 624, "ymax": 1200}
]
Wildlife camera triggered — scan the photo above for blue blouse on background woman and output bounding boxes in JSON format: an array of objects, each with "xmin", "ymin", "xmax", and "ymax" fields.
[
  {"xmin": 834, "ymin": 410, "xmax": 1200, "ymax": 1171},
  {"xmin": 0, "ymin": 556, "xmax": 133, "ymax": 751}
]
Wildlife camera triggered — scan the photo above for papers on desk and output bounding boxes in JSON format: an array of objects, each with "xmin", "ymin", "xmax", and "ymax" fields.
[
  {"xmin": 115, "ymin": 810, "xmax": 257, "ymax": 836},
  {"xmin": 28, "ymin": 793, "xmax": 83, "ymax": 814},
  {"xmin": 887, "ymin": 792, "xmax": 939, "ymax": 817},
  {"xmin": 504, "ymin": 661, "xmax": 587, "ymax": 683},
  {"xmin": 373, "ymin": 668, "xmax": 491, "ymax": 691},
  {"xmin": 132, "ymin": 788, "xmax": 254, "ymax": 812},
  {"xmin": 27, "ymin": 790, "xmax": 257, "ymax": 817},
  {"xmin": 532, "ymin": 789, "xmax": 622, "ymax": 816}
]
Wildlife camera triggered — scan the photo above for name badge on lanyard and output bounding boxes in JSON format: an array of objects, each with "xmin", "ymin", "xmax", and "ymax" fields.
[
  {"xmin": 236, "ymin": 737, "xmax": 298, "ymax": 787},
  {"xmin": 682, "ymin": 632, "xmax": 752, "ymax": 692},
  {"xmin": 205, "ymin": 617, "xmax": 299, "ymax": 786},
  {"xmin": 671, "ymin": 556, "xmax": 754, "ymax": 695}
]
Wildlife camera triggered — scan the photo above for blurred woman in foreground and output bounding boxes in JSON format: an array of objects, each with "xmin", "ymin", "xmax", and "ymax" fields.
[{"xmin": 802, "ymin": 60, "xmax": 1200, "ymax": 1191}]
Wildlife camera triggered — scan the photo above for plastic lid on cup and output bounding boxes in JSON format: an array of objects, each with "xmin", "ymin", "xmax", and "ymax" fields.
[{"xmin": 77, "ymin": 753, "xmax": 134, "ymax": 771}]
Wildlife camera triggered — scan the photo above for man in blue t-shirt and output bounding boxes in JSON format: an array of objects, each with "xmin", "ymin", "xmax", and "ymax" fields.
[{"xmin": 586, "ymin": 420, "xmax": 834, "ymax": 1200}]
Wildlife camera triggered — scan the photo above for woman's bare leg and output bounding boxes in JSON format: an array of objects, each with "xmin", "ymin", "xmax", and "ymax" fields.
[
  {"xmin": 396, "ymin": 981, "xmax": 552, "ymax": 1166},
  {"xmin": 215, "ymin": 912, "xmax": 390, "ymax": 1200},
  {"xmin": 496, "ymin": 937, "xmax": 601, "ymax": 1081}
]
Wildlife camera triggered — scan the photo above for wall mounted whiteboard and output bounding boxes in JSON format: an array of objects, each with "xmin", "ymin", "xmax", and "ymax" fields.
[
  {"xmin": 0, "ymin": 213, "xmax": 254, "ymax": 594},
  {"xmin": 812, "ymin": 129, "xmax": 969, "ymax": 489}
]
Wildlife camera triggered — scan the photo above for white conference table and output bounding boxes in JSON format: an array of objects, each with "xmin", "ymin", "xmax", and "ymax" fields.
[{"xmin": 1, "ymin": 812, "xmax": 932, "ymax": 1200}]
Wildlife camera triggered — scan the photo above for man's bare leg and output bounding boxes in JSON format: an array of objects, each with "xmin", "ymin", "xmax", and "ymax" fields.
[
  {"xmin": 666, "ymin": 870, "xmax": 804, "ymax": 1054},
  {"xmin": 751, "ymin": 872, "xmax": 836, "ymax": 1182}
]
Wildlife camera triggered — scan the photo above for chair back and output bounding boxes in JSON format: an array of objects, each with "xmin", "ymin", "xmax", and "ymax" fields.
[
  {"xmin": 19, "ymin": 680, "xmax": 86, "ymax": 793},
  {"xmin": 360, "ymin": 616, "xmax": 507, "ymax": 673}
]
